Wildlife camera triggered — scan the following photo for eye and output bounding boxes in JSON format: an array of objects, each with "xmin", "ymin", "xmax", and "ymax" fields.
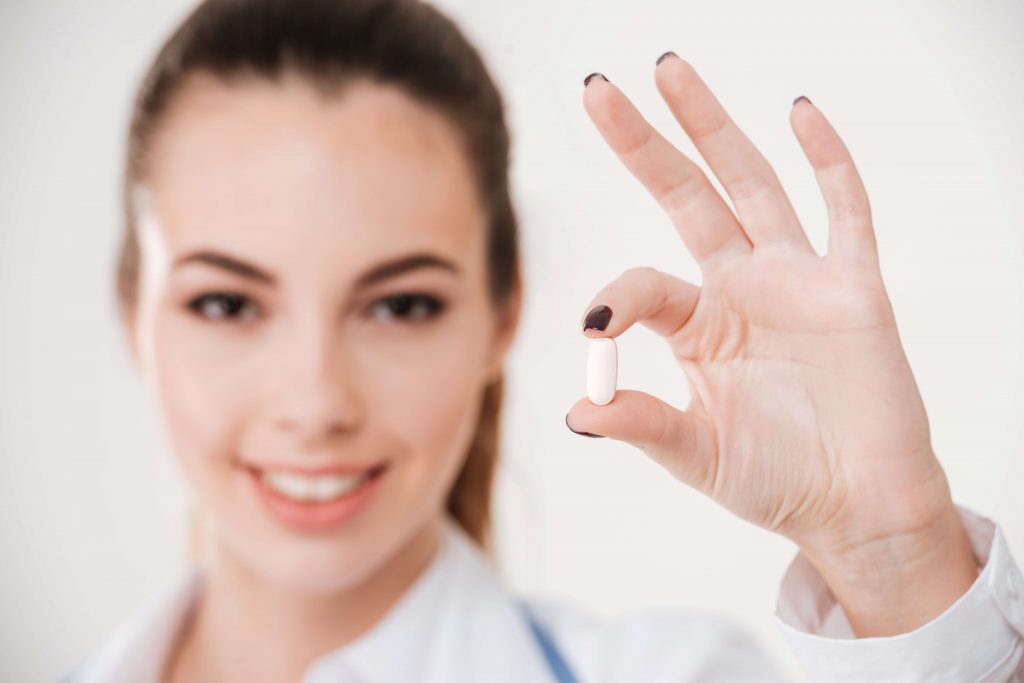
[
  {"xmin": 369, "ymin": 293, "xmax": 446, "ymax": 324},
  {"xmin": 186, "ymin": 292, "xmax": 261, "ymax": 323}
]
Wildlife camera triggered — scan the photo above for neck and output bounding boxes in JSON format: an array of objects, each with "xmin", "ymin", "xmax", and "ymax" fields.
[{"xmin": 166, "ymin": 516, "xmax": 443, "ymax": 683}]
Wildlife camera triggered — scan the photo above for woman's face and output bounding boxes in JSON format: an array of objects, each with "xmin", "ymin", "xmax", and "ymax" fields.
[{"xmin": 124, "ymin": 71, "xmax": 519, "ymax": 594}]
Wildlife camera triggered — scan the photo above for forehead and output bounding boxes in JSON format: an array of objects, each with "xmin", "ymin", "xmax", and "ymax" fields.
[{"xmin": 140, "ymin": 70, "xmax": 485, "ymax": 274}]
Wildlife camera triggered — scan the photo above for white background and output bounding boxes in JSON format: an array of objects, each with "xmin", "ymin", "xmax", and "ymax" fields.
[{"xmin": 1, "ymin": 0, "xmax": 1022, "ymax": 680}]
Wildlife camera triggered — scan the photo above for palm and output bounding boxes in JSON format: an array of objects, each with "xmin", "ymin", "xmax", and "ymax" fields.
[
  {"xmin": 569, "ymin": 59, "xmax": 951, "ymax": 549},
  {"xmin": 671, "ymin": 247, "xmax": 936, "ymax": 539}
]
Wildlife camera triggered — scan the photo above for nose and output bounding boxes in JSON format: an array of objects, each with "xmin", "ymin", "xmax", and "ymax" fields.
[{"xmin": 269, "ymin": 318, "xmax": 364, "ymax": 447}]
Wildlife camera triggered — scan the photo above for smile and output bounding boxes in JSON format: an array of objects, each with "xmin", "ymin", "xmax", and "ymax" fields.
[
  {"xmin": 245, "ymin": 461, "xmax": 390, "ymax": 532},
  {"xmin": 260, "ymin": 469, "xmax": 377, "ymax": 502}
]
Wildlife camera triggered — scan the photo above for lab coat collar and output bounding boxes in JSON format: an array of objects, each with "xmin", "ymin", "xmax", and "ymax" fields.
[
  {"xmin": 307, "ymin": 514, "xmax": 553, "ymax": 682},
  {"xmin": 76, "ymin": 514, "xmax": 554, "ymax": 683}
]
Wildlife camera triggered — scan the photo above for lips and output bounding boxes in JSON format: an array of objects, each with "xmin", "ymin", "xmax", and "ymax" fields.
[{"xmin": 244, "ymin": 460, "xmax": 390, "ymax": 532}]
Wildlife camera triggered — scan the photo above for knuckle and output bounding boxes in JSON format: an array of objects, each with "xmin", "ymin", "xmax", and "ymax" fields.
[
  {"xmin": 687, "ymin": 113, "xmax": 730, "ymax": 144},
  {"xmin": 618, "ymin": 125, "xmax": 655, "ymax": 159},
  {"xmin": 622, "ymin": 265, "xmax": 661, "ymax": 283},
  {"xmin": 659, "ymin": 175, "xmax": 707, "ymax": 215},
  {"xmin": 827, "ymin": 202, "xmax": 872, "ymax": 225},
  {"xmin": 726, "ymin": 171, "xmax": 775, "ymax": 203},
  {"xmin": 620, "ymin": 266, "xmax": 664, "ymax": 297}
]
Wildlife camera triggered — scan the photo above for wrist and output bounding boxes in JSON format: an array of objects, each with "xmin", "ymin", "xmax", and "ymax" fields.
[{"xmin": 799, "ymin": 501, "xmax": 979, "ymax": 637}]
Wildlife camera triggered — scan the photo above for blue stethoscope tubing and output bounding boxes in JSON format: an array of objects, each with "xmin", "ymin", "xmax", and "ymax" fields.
[{"xmin": 518, "ymin": 600, "xmax": 582, "ymax": 683}]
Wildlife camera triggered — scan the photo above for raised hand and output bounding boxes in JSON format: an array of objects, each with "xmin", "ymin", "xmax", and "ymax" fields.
[{"xmin": 565, "ymin": 55, "xmax": 978, "ymax": 637}]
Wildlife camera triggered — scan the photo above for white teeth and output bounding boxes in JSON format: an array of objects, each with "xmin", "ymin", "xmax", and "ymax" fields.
[{"xmin": 261, "ymin": 470, "xmax": 371, "ymax": 502}]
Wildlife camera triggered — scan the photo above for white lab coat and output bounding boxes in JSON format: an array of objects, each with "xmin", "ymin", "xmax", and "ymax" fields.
[{"xmin": 65, "ymin": 504, "xmax": 1024, "ymax": 682}]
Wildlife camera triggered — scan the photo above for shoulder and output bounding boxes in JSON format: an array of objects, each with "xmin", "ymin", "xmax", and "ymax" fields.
[{"xmin": 521, "ymin": 595, "xmax": 787, "ymax": 682}]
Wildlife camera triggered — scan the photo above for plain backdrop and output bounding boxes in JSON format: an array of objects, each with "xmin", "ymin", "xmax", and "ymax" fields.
[{"xmin": 2, "ymin": 0, "xmax": 1022, "ymax": 680}]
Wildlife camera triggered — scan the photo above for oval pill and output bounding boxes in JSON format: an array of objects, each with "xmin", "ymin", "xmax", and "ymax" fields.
[{"xmin": 587, "ymin": 338, "xmax": 617, "ymax": 405}]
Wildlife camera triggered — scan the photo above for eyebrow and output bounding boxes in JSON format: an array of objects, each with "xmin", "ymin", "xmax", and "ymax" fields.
[{"xmin": 172, "ymin": 249, "xmax": 460, "ymax": 287}]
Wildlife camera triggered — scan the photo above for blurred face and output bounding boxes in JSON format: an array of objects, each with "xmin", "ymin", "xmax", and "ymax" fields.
[{"xmin": 124, "ymin": 71, "xmax": 519, "ymax": 594}]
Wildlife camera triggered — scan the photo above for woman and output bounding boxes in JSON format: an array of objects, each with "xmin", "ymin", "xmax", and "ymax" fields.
[{"xmin": 68, "ymin": 0, "xmax": 1023, "ymax": 681}]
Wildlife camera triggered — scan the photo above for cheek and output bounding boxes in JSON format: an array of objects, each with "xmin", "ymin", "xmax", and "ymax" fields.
[
  {"xmin": 366, "ymin": 345, "xmax": 484, "ymax": 535},
  {"xmin": 148, "ymin": 311, "xmax": 248, "ymax": 485},
  {"xmin": 357, "ymin": 319, "xmax": 491, "ymax": 476}
]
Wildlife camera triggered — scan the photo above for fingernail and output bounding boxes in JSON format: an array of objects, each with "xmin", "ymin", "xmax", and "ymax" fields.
[
  {"xmin": 656, "ymin": 51, "xmax": 678, "ymax": 65},
  {"xmin": 583, "ymin": 305, "xmax": 612, "ymax": 331},
  {"xmin": 792, "ymin": 95, "xmax": 812, "ymax": 106},
  {"xmin": 583, "ymin": 72, "xmax": 608, "ymax": 87},
  {"xmin": 566, "ymin": 413, "xmax": 605, "ymax": 438}
]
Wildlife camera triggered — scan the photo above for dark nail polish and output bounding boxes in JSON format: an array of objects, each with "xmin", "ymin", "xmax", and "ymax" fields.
[
  {"xmin": 792, "ymin": 95, "xmax": 812, "ymax": 106},
  {"xmin": 583, "ymin": 305, "xmax": 612, "ymax": 331},
  {"xmin": 656, "ymin": 51, "xmax": 678, "ymax": 65},
  {"xmin": 566, "ymin": 413, "xmax": 605, "ymax": 438},
  {"xmin": 583, "ymin": 72, "xmax": 608, "ymax": 87}
]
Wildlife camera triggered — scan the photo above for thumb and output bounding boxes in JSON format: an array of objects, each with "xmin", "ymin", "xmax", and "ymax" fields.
[{"xmin": 565, "ymin": 389, "xmax": 719, "ymax": 495}]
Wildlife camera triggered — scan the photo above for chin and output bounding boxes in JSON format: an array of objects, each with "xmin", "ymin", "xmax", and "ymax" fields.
[
  {"xmin": 189, "ymin": 486, "xmax": 385, "ymax": 597},
  {"xmin": 217, "ymin": 516, "xmax": 400, "ymax": 597},
  {"xmin": 262, "ymin": 541, "xmax": 390, "ymax": 596}
]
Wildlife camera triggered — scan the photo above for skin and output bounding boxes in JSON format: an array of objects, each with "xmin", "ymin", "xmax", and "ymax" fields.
[
  {"xmin": 565, "ymin": 57, "xmax": 979, "ymax": 637},
  {"xmin": 121, "ymin": 70, "xmax": 520, "ymax": 682}
]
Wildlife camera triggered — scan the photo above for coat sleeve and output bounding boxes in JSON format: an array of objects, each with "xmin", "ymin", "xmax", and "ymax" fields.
[{"xmin": 775, "ymin": 504, "xmax": 1024, "ymax": 682}]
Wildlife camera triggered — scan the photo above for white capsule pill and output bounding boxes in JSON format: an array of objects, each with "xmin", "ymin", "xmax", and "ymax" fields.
[{"xmin": 587, "ymin": 337, "xmax": 617, "ymax": 405}]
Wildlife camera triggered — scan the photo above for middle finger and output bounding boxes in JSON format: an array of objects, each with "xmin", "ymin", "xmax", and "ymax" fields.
[
  {"xmin": 583, "ymin": 75, "xmax": 753, "ymax": 269},
  {"xmin": 655, "ymin": 54, "xmax": 814, "ymax": 253}
]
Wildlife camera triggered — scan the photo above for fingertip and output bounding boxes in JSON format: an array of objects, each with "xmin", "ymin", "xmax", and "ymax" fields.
[
  {"xmin": 655, "ymin": 50, "xmax": 679, "ymax": 66},
  {"xmin": 653, "ymin": 54, "xmax": 695, "ymax": 98},
  {"xmin": 565, "ymin": 410, "xmax": 605, "ymax": 438},
  {"xmin": 582, "ymin": 73, "xmax": 617, "ymax": 118},
  {"xmin": 654, "ymin": 52, "xmax": 695, "ymax": 77},
  {"xmin": 789, "ymin": 96, "xmax": 816, "ymax": 124},
  {"xmin": 582, "ymin": 304, "xmax": 613, "ymax": 333}
]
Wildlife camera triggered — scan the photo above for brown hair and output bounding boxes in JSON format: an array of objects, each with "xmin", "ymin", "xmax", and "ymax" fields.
[{"xmin": 116, "ymin": 0, "xmax": 520, "ymax": 555}]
